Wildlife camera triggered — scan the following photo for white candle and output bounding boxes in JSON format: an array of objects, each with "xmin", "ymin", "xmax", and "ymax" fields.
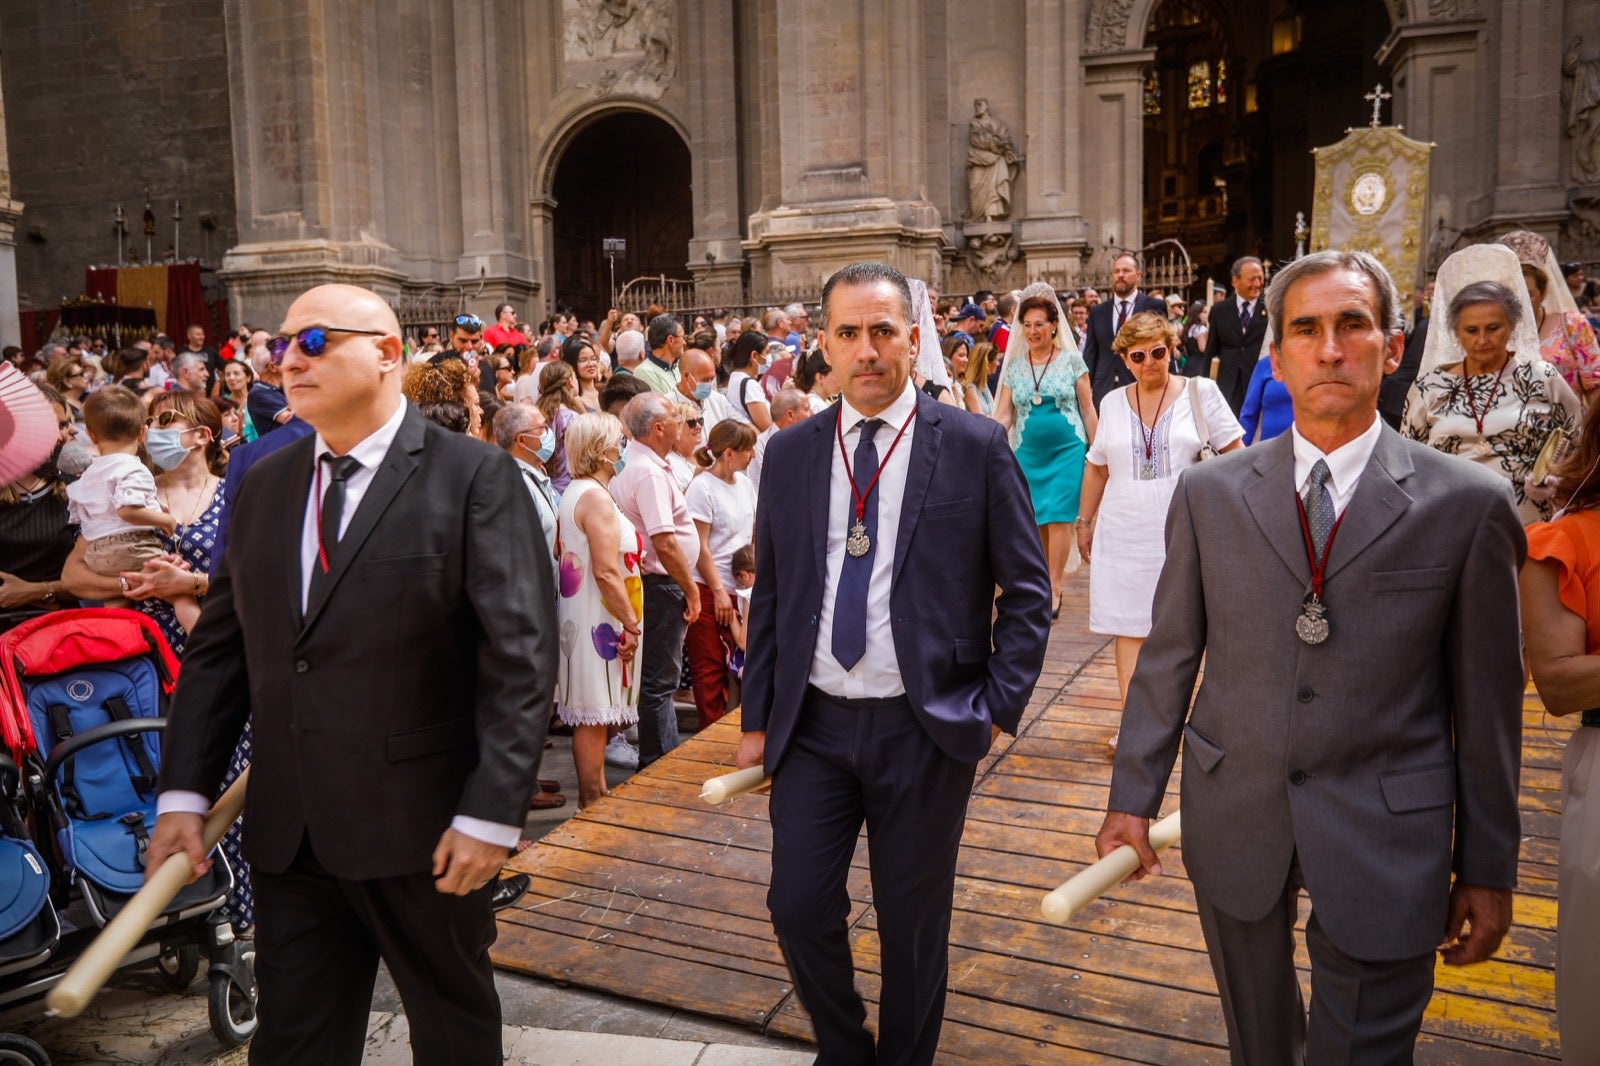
[
  {"xmin": 1040, "ymin": 810, "xmax": 1182, "ymax": 925},
  {"xmin": 700, "ymin": 766, "xmax": 770, "ymax": 806}
]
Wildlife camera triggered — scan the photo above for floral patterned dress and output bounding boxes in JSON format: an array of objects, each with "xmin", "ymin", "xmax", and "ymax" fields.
[
  {"xmin": 136, "ymin": 483, "xmax": 255, "ymax": 931},
  {"xmin": 1402, "ymin": 357, "xmax": 1583, "ymax": 523},
  {"xmin": 1540, "ymin": 310, "xmax": 1600, "ymax": 394},
  {"xmin": 554, "ymin": 479, "xmax": 644, "ymax": 727}
]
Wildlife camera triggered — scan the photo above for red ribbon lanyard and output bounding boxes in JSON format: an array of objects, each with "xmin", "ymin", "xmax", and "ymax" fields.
[
  {"xmin": 836, "ymin": 406, "xmax": 918, "ymax": 526},
  {"xmin": 313, "ymin": 461, "xmax": 331, "ymax": 574},
  {"xmin": 1462, "ymin": 361, "xmax": 1510, "ymax": 437},
  {"xmin": 1133, "ymin": 383, "xmax": 1172, "ymax": 465},
  {"xmin": 1294, "ymin": 491, "xmax": 1345, "ymax": 598}
]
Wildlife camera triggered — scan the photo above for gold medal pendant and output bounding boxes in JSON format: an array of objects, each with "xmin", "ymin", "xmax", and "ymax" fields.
[
  {"xmin": 1296, "ymin": 594, "xmax": 1330, "ymax": 645},
  {"xmin": 846, "ymin": 521, "xmax": 871, "ymax": 558}
]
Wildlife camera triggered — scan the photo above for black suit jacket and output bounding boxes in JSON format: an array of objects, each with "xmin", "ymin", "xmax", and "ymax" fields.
[
  {"xmin": 742, "ymin": 391, "xmax": 1052, "ymax": 771},
  {"xmin": 1379, "ymin": 314, "xmax": 1428, "ymax": 429},
  {"xmin": 1083, "ymin": 293, "xmax": 1167, "ymax": 410},
  {"xmin": 1204, "ymin": 298, "xmax": 1270, "ymax": 413},
  {"xmin": 159, "ymin": 405, "xmax": 558, "ymax": 880}
]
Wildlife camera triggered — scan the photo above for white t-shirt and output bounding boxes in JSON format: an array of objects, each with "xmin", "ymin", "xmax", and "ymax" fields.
[
  {"xmin": 66, "ymin": 452, "xmax": 161, "ymax": 541},
  {"xmin": 724, "ymin": 372, "xmax": 766, "ymax": 423},
  {"xmin": 684, "ymin": 471, "xmax": 756, "ymax": 590}
]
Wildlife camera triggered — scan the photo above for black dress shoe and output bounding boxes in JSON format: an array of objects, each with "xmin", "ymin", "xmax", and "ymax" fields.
[{"xmin": 491, "ymin": 872, "xmax": 531, "ymax": 911}]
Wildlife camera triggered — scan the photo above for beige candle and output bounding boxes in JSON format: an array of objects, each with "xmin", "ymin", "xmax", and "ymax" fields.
[
  {"xmin": 1040, "ymin": 810, "xmax": 1182, "ymax": 925},
  {"xmin": 700, "ymin": 766, "xmax": 770, "ymax": 806}
]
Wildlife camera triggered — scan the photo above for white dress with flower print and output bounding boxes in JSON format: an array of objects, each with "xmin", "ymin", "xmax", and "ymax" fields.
[{"xmin": 555, "ymin": 479, "xmax": 644, "ymax": 726}]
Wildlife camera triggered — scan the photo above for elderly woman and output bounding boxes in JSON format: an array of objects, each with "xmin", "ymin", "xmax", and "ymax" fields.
[
  {"xmin": 46, "ymin": 358, "xmax": 90, "ymax": 424},
  {"xmin": 1520, "ymin": 398, "xmax": 1600, "ymax": 1066},
  {"xmin": 667, "ymin": 398, "xmax": 702, "ymax": 491},
  {"xmin": 1077, "ymin": 311, "xmax": 1242, "ymax": 745},
  {"xmin": 1403, "ymin": 264, "xmax": 1582, "ymax": 523},
  {"xmin": 993, "ymin": 283, "xmax": 1098, "ymax": 617},
  {"xmin": 683, "ymin": 419, "xmax": 758, "ymax": 730},
  {"xmin": 554, "ymin": 413, "xmax": 642, "ymax": 809}
]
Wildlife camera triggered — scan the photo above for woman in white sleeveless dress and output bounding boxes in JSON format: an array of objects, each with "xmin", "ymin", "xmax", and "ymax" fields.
[
  {"xmin": 555, "ymin": 413, "xmax": 644, "ymax": 809},
  {"xmin": 1078, "ymin": 311, "xmax": 1243, "ymax": 746}
]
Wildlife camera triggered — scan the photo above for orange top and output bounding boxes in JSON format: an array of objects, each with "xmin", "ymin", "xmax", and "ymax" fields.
[{"xmin": 1526, "ymin": 509, "xmax": 1600, "ymax": 654}]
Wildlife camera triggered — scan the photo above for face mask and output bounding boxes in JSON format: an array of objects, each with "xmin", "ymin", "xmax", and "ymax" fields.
[
  {"xmin": 612, "ymin": 453, "xmax": 627, "ymax": 476},
  {"xmin": 535, "ymin": 427, "xmax": 556, "ymax": 463},
  {"xmin": 694, "ymin": 380, "xmax": 714, "ymax": 402},
  {"xmin": 145, "ymin": 427, "xmax": 194, "ymax": 471}
]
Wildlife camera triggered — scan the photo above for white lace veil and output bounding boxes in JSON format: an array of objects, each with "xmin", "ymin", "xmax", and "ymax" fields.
[
  {"xmin": 1419, "ymin": 244, "xmax": 1543, "ymax": 377},
  {"xmin": 906, "ymin": 278, "xmax": 952, "ymax": 388},
  {"xmin": 1499, "ymin": 229, "xmax": 1580, "ymax": 319},
  {"xmin": 1000, "ymin": 281, "xmax": 1079, "ymax": 377}
]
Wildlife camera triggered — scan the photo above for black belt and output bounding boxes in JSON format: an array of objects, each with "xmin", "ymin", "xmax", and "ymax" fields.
[
  {"xmin": 641, "ymin": 573, "xmax": 677, "ymax": 585},
  {"xmin": 1583, "ymin": 709, "xmax": 1600, "ymax": 729},
  {"xmin": 805, "ymin": 685, "xmax": 911, "ymax": 713}
]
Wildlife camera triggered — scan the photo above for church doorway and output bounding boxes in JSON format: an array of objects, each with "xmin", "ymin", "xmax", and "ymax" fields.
[
  {"xmin": 550, "ymin": 110, "xmax": 692, "ymax": 318},
  {"xmin": 1140, "ymin": 0, "xmax": 1394, "ymax": 290}
]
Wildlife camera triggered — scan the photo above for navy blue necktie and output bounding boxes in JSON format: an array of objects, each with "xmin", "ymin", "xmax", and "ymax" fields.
[
  {"xmin": 831, "ymin": 418, "xmax": 883, "ymax": 671},
  {"xmin": 1240, "ymin": 301, "xmax": 1253, "ymax": 333}
]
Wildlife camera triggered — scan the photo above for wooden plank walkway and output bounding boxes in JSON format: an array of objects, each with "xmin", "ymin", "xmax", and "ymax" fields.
[{"xmin": 495, "ymin": 569, "xmax": 1567, "ymax": 1063}]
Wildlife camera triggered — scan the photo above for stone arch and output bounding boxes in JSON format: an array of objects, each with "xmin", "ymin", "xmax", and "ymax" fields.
[
  {"xmin": 533, "ymin": 97, "xmax": 691, "ymax": 201},
  {"xmin": 1082, "ymin": 0, "xmax": 1432, "ymax": 54}
]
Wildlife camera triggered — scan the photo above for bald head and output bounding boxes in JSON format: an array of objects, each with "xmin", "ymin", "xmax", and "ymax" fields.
[
  {"xmin": 770, "ymin": 387, "xmax": 809, "ymax": 427},
  {"xmin": 676, "ymin": 347, "xmax": 717, "ymax": 400},
  {"xmin": 277, "ymin": 284, "xmax": 405, "ymax": 451},
  {"xmin": 284, "ymin": 284, "xmax": 402, "ymax": 337}
]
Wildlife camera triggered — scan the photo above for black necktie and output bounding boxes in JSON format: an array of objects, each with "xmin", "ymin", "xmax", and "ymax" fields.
[
  {"xmin": 1116, "ymin": 301, "xmax": 1129, "ymax": 332},
  {"xmin": 831, "ymin": 418, "xmax": 883, "ymax": 671},
  {"xmin": 1240, "ymin": 301, "xmax": 1253, "ymax": 332},
  {"xmin": 311, "ymin": 454, "xmax": 362, "ymax": 600}
]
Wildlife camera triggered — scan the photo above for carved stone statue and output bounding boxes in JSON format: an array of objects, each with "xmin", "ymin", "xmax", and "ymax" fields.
[
  {"xmin": 966, "ymin": 99, "xmax": 1022, "ymax": 223},
  {"xmin": 1566, "ymin": 36, "xmax": 1600, "ymax": 184}
]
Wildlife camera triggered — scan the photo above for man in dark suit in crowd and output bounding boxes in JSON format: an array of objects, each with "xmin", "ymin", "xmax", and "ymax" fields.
[
  {"xmin": 1379, "ymin": 279, "xmax": 1432, "ymax": 428},
  {"xmin": 1098, "ymin": 250, "xmax": 1523, "ymax": 1064},
  {"xmin": 1205, "ymin": 255, "xmax": 1270, "ymax": 413},
  {"xmin": 738, "ymin": 261, "xmax": 1052, "ymax": 1066},
  {"xmin": 147, "ymin": 284, "xmax": 558, "ymax": 1065},
  {"xmin": 1083, "ymin": 253, "xmax": 1167, "ymax": 409}
]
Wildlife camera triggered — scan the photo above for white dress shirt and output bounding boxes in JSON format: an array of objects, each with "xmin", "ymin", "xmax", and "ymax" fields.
[
  {"xmin": 162, "ymin": 398, "xmax": 521, "ymax": 849},
  {"xmin": 808, "ymin": 380, "xmax": 919, "ymax": 699},
  {"xmin": 1290, "ymin": 414, "xmax": 1383, "ymax": 519}
]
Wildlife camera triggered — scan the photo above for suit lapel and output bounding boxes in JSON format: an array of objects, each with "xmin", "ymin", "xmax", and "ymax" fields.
[
  {"xmin": 1242, "ymin": 433, "xmax": 1312, "ymax": 585},
  {"xmin": 809, "ymin": 410, "xmax": 836, "ymax": 587},
  {"xmin": 279, "ymin": 435, "xmax": 317, "ymax": 631},
  {"xmin": 298, "ymin": 408, "xmax": 425, "ymax": 640},
  {"xmin": 1323, "ymin": 427, "xmax": 1413, "ymax": 582},
  {"xmin": 892, "ymin": 393, "xmax": 942, "ymax": 590}
]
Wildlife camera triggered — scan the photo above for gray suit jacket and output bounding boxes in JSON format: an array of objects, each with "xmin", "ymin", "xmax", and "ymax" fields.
[{"xmin": 1108, "ymin": 425, "xmax": 1525, "ymax": 961}]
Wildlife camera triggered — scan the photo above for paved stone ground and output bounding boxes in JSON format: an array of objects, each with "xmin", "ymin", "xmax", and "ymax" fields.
[{"xmin": 0, "ymin": 720, "xmax": 814, "ymax": 1064}]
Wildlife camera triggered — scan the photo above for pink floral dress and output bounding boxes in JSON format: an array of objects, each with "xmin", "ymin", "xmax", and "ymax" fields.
[
  {"xmin": 1541, "ymin": 311, "xmax": 1600, "ymax": 393},
  {"xmin": 554, "ymin": 479, "xmax": 644, "ymax": 726}
]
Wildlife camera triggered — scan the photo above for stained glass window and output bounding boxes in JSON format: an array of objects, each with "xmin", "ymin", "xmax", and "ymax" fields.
[
  {"xmin": 1144, "ymin": 70, "xmax": 1162, "ymax": 116},
  {"xmin": 1187, "ymin": 61, "xmax": 1212, "ymax": 109},
  {"xmin": 1216, "ymin": 59, "xmax": 1227, "ymax": 105}
]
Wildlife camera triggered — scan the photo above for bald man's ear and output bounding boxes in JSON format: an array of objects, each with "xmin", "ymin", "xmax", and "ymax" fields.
[{"xmin": 376, "ymin": 333, "xmax": 405, "ymax": 374}]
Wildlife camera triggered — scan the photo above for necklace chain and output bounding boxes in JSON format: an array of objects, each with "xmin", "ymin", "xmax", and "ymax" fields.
[{"xmin": 162, "ymin": 475, "xmax": 216, "ymax": 529}]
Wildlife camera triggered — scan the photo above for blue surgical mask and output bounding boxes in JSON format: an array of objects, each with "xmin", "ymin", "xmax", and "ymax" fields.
[
  {"xmin": 535, "ymin": 427, "xmax": 556, "ymax": 463},
  {"xmin": 694, "ymin": 380, "xmax": 714, "ymax": 402},
  {"xmin": 612, "ymin": 452, "xmax": 627, "ymax": 476},
  {"xmin": 145, "ymin": 427, "xmax": 193, "ymax": 471}
]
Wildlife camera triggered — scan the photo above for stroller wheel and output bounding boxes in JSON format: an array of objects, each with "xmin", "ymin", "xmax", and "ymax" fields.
[
  {"xmin": 155, "ymin": 942, "xmax": 200, "ymax": 991},
  {"xmin": 0, "ymin": 1034, "xmax": 49, "ymax": 1065},
  {"xmin": 207, "ymin": 956, "xmax": 258, "ymax": 1048}
]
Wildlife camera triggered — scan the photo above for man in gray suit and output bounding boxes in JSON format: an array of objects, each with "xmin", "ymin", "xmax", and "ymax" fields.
[{"xmin": 1097, "ymin": 249, "xmax": 1524, "ymax": 1064}]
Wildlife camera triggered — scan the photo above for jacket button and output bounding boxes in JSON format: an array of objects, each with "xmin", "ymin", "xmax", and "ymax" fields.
[
  {"xmin": 1297, "ymin": 686, "xmax": 1314, "ymax": 703},
  {"xmin": 294, "ymin": 659, "xmax": 310, "ymax": 674},
  {"xmin": 1289, "ymin": 769, "xmax": 1307, "ymax": 785}
]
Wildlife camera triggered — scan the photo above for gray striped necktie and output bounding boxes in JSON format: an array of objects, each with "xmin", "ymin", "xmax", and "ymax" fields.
[{"xmin": 1305, "ymin": 459, "xmax": 1334, "ymax": 557}]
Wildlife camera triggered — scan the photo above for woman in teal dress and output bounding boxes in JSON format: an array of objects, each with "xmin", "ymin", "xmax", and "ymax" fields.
[{"xmin": 993, "ymin": 282, "xmax": 1098, "ymax": 617}]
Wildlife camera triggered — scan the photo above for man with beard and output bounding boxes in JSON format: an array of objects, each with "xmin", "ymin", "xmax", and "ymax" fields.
[{"xmin": 1082, "ymin": 254, "xmax": 1166, "ymax": 408}]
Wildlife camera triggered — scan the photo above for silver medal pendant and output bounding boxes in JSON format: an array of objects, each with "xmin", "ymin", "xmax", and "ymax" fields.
[
  {"xmin": 1032, "ymin": 394, "xmax": 1043, "ymax": 406},
  {"xmin": 846, "ymin": 521, "xmax": 871, "ymax": 558},
  {"xmin": 1473, "ymin": 441, "xmax": 1493, "ymax": 458},
  {"xmin": 1296, "ymin": 594, "xmax": 1330, "ymax": 645},
  {"xmin": 1141, "ymin": 462, "xmax": 1155, "ymax": 480}
]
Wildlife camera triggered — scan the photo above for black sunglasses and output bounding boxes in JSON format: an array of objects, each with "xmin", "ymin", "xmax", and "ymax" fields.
[
  {"xmin": 1126, "ymin": 345, "xmax": 1170, "ymax": 365},
  {"xmin": 269, "ymin": 326, "xmax": 387, "ymax": 364},
  {"xmin": 685, "ymin": 417, "xmax": 703, "ymax": 428}
]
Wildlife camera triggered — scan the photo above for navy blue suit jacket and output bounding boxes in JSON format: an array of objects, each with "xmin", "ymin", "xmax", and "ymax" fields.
[{"xmin": 742, "ymin": 389, "xmax": 1052, "ymax": 772}]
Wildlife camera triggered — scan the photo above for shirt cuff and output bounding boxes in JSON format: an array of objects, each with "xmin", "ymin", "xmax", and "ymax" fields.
[
  {"xmin": 450, "ymin": 815, "xmax": 522, "ymax": 850},
  {"xmin": 157, "ymin": 790, "xmax": 212, "ymax": 817}
]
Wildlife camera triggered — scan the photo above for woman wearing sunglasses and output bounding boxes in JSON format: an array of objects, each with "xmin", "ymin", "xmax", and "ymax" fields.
[{"xmin": 1077, "ymin": 310, "xmax": 1243, "ymax": 747}]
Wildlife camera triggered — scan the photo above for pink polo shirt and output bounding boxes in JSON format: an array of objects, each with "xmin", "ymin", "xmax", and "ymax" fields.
[{"xmin": 609, "ymin": 439, "xmax": 700, "ymax": 577}]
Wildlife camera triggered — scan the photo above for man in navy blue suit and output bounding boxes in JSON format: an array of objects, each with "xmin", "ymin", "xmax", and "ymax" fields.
[
  {"xmin": 737, "ymin": 262, "xmax": 1052, "ymax": 1065},
  {"xmin": 1082, "ymin": 253, "xmax": 1168, "ymax": 410}
]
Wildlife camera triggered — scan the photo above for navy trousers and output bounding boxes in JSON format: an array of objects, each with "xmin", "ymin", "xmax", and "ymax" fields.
[{"xmin": 767, "ymin": 688, "xmax": 977, "ymax": 1066}]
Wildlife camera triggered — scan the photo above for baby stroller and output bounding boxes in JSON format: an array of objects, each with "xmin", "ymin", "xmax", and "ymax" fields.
[{"xmin": 0, "ymin": 607, "xmax": 256, "ymax": 1062}]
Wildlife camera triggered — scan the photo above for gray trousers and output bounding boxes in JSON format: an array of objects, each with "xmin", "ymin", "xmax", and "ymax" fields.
[
  {"xmin": 638, "ymin": 575, "xmax": 685, "ymax": 766},
  {"xmin": 1195, "ymin": 856, "xmax": 1435, "ymax": 1066}
]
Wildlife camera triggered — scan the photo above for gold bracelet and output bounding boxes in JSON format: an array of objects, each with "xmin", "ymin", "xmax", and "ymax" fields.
[{"xmin": 192, "ymin": 573, "xmax": 204, "ymax": 596}]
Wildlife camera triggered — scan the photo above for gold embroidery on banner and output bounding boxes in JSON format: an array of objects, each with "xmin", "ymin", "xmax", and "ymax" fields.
[{"xmin": 1310, "ymin": 125, "xmax": 1433, "ymax": 290}]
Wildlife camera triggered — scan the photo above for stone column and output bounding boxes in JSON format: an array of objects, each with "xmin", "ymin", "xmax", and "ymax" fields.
[
  {"xmin": 1483, "ymin": 0, "xmax": 1568, "ymax": 232},
  {"xmin": 744, "ymin": 0, "xmax": 943, "ymax": 290},
  {"xmin": 1016, "ymin": 0, "xmax": 1095, "ymax": 276},
  {"xmin": 0, "ymin": 63, "xmax": 22, "ymax": 348},
  {"xmin": 685, "ymin": 0, "xmax": 746, "ymax": 301},
  {"xmin": 1080, "ymin": 48, "xmax": 1155, "ymax": 259}
]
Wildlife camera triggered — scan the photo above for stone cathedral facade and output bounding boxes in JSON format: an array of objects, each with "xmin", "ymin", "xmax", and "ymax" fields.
[{"xmin": 2, "ymin": 0, "xmax": 1597, "ymax": 331}]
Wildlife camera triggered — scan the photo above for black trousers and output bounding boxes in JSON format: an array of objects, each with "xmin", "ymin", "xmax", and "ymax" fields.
[
  {"xmin": 248, "ymin": 834, "xmax": 501, "ymax": 1066},
  {"xmin": 638, "ymin": 574, "xmax": 687, "ymax": 766},
  {"xmin": 767, "ymin": 688, "xmax": 977, "ymax": 1066}
]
